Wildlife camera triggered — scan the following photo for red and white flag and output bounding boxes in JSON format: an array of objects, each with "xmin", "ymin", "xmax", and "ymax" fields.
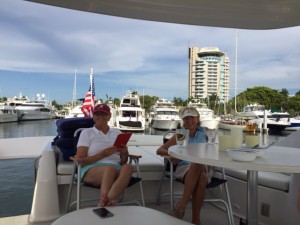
[{"xmin": 81, "ymin": 68, "xmax": 95, "ymax": 117}]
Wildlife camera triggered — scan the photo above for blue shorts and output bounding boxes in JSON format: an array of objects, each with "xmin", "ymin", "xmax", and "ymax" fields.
[{"xmin": 80, "ymin": 162, "xmax": 121, "ymax": 179}]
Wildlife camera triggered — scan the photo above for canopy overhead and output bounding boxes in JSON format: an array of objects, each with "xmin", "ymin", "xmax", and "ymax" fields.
[{"xmin": 27, "ymin": 0, "xmax": 300, "ymax": 30}]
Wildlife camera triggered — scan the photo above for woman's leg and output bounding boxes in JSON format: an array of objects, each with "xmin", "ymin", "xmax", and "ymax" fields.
[
  {"xmin": 191, "ymin": 171, "xmax": 208, "ymax": 225},
  {"xmin": 176, "ymin": 163, "xmax": 206, "ymax": 210},
  {"xmin": 83, "ymin": 165, "xmax": 118, "ymax": 207},
  {"xmin": 107, "ymin": 164, "xmax": 133, "ymax": 202}
]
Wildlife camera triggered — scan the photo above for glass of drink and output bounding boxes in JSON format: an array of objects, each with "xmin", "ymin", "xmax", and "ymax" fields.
[
  {"xmin": 206, "ymin": 129, "xmax": 217, "ymax": 144},
  {"xmin": 176, "ymin": 129, "xmax": 189, "ymax": 148}
]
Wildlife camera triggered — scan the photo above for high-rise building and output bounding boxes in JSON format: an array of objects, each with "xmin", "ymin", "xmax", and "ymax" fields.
[{"xmin": 188, "ymin": 47, "xmax": 230, "ymax": 103}]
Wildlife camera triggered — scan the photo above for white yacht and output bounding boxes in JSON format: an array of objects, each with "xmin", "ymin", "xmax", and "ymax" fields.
[
  {"xmin": 271, "ymin": 111, "xmax": 300, "ymax": 131},
  {"xmin": 150, "ymin": 99, "xmax": 181, "ymax": 130},
  {"xmin": 65, "ymin": 104, "xmax": 85, "ymax": 118},
  {"xmin": 188, "ymin": 101, "xmax": 220, "ymax": 129},
  {"xmin": 15, "ymin": 94, "xmax": 56, "ymax": 121},
  {"xmin": 0, "ymin": 102, "xmax": 18, "ymax": 123},
  {"xmin": 6, "ymin": 93, "xmax": 29, "ymax": 107},
  {"xmin": 241, "ymin": 104, "xmax": 290, "ymax": 132},
  {"xmin": 116, "ymin": 91, "xmax": 146, "ymax": 132}
]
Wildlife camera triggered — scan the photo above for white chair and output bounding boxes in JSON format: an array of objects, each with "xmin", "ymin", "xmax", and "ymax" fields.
[
  {"xmin": 156, "ymin": 130, "xmax": 234, "ymax": 225},
  {"xmin": 66, "ymin": 128, "xmax": 145, "ymax": 211}
]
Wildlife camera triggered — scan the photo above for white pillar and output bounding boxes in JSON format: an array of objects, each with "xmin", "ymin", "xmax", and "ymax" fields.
[
  {"xmin": 263, "ymin": 110, "xmax": 268, "ymax": 133},
  {"xmin": 29, "ymin": 149, "xmax": 60, "ymax": 223}
]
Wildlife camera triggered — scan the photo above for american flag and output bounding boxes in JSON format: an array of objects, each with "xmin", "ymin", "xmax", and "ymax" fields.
[{"xmin": 81, "ymin": 68, "xmax": 95, "ymax": 117}]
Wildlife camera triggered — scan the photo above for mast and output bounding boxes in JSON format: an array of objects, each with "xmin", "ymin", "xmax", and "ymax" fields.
[
  {"xmin": 234, "ymin": 29, "xmax": 238, "ymax": 113},
  {"xmin": 72, "ymin": 68, "xmax": 77, "ymax": 108}
]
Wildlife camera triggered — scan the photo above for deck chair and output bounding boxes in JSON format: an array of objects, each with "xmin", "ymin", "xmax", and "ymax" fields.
[
  {"xmin": 66, "ymin": 128, "xmax": 145, "ymax": 211},
  {"xmin": 156, "ymin": 130, "xmax": 234, "ymax": 225}
]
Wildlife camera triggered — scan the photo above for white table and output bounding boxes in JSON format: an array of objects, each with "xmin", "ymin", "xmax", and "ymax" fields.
[
  {"xmin": 52, "ymin": 206, "xmax": 192, "ymax": 225},
  {"xmin": 169, "ymin": 143, "xmax": 300, "ymax": 225}
]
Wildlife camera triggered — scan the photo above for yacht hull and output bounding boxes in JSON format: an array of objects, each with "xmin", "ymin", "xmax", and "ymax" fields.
[{"xmin": 151, "ymin": 119, "xmax": 181, "ymax": 130}]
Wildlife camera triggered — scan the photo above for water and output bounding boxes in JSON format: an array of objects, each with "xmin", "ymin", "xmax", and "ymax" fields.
[
  {"xmin": 0, "ymin": 120, "xmax": 290, "ymax": 217},
  {"xmin": 0, "ymin": 120, "xmax": 58, "ymax": 218}
]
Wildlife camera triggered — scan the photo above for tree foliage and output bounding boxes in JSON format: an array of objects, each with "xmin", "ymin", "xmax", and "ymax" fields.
[{"xmin": 227, "ymin": 86, "xmax": 299, "ymax": 116}]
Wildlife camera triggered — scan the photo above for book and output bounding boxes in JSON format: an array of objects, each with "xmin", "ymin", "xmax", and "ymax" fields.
[{"xmin": 113, "ymin": 132, "xmax": 132, "ymax": 148}]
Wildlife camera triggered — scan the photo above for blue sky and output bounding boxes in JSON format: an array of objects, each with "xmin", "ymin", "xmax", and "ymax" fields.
[{"xmin": 0, "ymin": 0, "xmax": 300, "ymax": 104}]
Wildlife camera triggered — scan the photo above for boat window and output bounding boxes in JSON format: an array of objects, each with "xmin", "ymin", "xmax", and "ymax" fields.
[{"xmin": 122, "ymin": 111, "xmax": 136, "ymax": 117}]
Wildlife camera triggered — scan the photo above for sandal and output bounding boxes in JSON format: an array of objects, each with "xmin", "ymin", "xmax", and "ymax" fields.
[{"xmin": 169, "ymin": 208, "xmax": 185, "ymax": 219}]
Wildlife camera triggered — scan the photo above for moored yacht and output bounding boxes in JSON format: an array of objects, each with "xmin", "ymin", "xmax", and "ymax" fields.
[
  {"xmin": 15, "ymin": 94, "xmax": 56, "ymax": 121},
  {"xmin": 188, "ymin": 100, "xmax": 220, "ymax": 129},
  {"xmin": 271, "ymin": 111, "xmax": 300, "ymax": 131},
  {"xmin": 150, "ymin": 99, "xmax": 181, "ymax": 130},
  {"xmin": 218, "ymin": 114, "xmax": 259, "ymax": 132},
  {"xmin": 116, "ymin": 91, "xmax": 146, "ymax": 132},
  {"xmin": 65, "ymin": 104, "xmax": 84, "ymax": 118},
  {"xmin": 241, "ymin": 104, "xmax": 290, "ymax": 132},
  {"xmin": 0, "ymin": 102, "xmax": 18, "ymax": 123},
  {"xmin": 6, "ymin": 93, "xmax": 29, "ymax": 107}
]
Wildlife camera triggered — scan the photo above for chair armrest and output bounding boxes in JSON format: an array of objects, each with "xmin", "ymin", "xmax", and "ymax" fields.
[
  {"xmin": 129, "ymin": 154, "xmax": 142, "ymax": 159},
  {"xmin": 161, "ymin": 155, "xmax": 171, "ymax": 160}
]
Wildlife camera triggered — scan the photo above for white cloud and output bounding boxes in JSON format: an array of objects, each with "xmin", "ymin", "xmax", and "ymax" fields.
[{"xmin": 0, "ymin": 0, "xmax": 299, "ymax": 103}]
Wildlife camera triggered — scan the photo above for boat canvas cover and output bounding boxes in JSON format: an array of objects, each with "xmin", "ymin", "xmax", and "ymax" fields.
[
  {"xmin": 54, "ymin": 117, "xmax": 94, "ymax": 160},
  {"xmin": 56, "ymin": 117, "xmax": 94, "ymax": 138}
]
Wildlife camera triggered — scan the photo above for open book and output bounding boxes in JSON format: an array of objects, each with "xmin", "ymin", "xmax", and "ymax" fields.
[{"xmin": 113, "ymin": 132, "xmax": 132, "ymax": 148}]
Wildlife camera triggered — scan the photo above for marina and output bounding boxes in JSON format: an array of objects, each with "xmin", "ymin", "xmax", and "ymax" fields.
[{"xmin": 1, "ymin": 1, "xmax": 300, "ymax": 225}]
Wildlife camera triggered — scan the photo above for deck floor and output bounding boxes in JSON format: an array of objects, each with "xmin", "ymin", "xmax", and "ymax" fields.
[
  {"xmin": 0, "ymin": 200, "xmax": 241, "ymax": 225},
  {"xmin": 147, "ymin": 200, "xmax": 241, "ymax": 225}
]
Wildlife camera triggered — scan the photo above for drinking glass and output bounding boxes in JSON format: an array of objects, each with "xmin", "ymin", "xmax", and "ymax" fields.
[
  {"xmin": 176, "ymin": 129, "xmax": 189, "ymax": 148},
  {"xmin": 206, "ymin": 129, "xmax": 217, "ymax": 144}
]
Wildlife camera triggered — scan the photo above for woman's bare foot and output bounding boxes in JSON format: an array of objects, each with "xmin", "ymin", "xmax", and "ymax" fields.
[
  {"xmin": 98, "ymin": 193, "xmax": 109, "ymax": 207},
  {"xmin": 107, "ymin": 199, "xmax": 117, "ymax": 206}
]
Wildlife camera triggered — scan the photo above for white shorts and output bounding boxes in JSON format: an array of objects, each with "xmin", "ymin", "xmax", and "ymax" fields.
[{"xmin": 173, "ymin": 160, "xmax": 213, "ymax": 182}]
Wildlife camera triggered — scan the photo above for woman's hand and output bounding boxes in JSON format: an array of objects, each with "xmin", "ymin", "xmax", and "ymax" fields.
[
  {"xmin": 119, "ymin": 146, "xmax": 129, "ymax": 165},
  {"xmin": 118, "ymin": 146, "xmax": 128, "ymax": 154},
  {"xmin": 104, "ymin": 146, "xmax": 118, "ymax": 157},
  {"xmin": 69, "ymin": 156, "xmax": 88, "ymax": 167}
]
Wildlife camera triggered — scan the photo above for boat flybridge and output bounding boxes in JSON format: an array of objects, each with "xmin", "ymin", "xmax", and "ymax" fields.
[{"xmin": 2, "ymin": 0, "xmax": 300, "ymax": 225}]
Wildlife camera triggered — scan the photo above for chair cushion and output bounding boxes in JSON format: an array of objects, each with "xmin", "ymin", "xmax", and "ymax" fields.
[
  {"xmin": 55, "ymin": 137, "xmax": 76, "ymax": 161},
  {"xmin": 216, "ymin": 168, "xmax": 290, "ymax": 191},
  {"xmin": 56, "ymin": 117, "xmax": 94, "ymax": 138},
  {"xmin": 207, "ymin": 177, "xmax": 227, "ymax": 189}
]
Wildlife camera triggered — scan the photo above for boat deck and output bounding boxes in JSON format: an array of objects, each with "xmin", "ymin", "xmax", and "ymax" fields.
[{"xmin": 0, "ymin": 200, "xmax": 240, "ymax": 225}]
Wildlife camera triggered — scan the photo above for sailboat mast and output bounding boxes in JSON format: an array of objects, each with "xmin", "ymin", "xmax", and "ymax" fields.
[
  {"xmin": 234, "ymin": 29, "xmax": 238, "ymax": 112},
  {"xmin": 72, "ymin": 68, "xmax": 77, "ymax": 108}
]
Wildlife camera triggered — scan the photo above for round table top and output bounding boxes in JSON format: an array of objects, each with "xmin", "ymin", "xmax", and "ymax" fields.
[
  {"xmin": 169, "ymin": 143, "xmax": 300, "ymax": 173},
  {"xmin": 52, "ymin": 206, "xmax": 192, "ymax": 225}
]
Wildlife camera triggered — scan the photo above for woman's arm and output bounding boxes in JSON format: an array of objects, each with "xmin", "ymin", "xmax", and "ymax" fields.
[
  {"xmin": 70, "ymin": 146, "xmax": 118, "ymax": 167},
  {"xmin": 156, "ymin": 135, "xmax": 177, "ymax": 156}
]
